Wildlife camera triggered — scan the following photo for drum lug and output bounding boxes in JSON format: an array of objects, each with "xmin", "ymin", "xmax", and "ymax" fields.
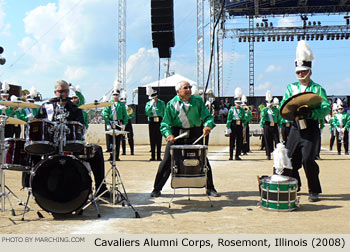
[{"xmin": 172, "ymin": 165, "xmax": 178, "ymax": 174}]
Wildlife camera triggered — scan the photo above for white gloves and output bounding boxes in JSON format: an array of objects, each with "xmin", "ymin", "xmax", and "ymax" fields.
[
  {"xmin": 121, "ymin": 125, "xmax": 126, "ymax": 131},
  {"xmin": 337, "ymin": 128, "xmax": 341, "ymax": 133},
  {"xmin": 150, "ymin": 99, "xmax": 155, "ymax": 106},
  {"xmin": 27, "ymin": 113, "xmax": 34, "ymax": 121},
  {"xmin": 107, "ymin": 125, "xmax": 112, "ymax": 131},
  {"xmin": 342, "ymin": 128, "xmax": 346, "ymax": 133},
  {"xmin": 225, "ymin": 128, "xmax": 232, "ymax": 135}
]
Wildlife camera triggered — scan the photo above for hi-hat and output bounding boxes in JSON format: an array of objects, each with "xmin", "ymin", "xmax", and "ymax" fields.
[
  {"xmin": 280, "ymin": 92, "xmax": 323, "ymax": 121},
  {"xmin": 0, "ymin": 100, "xmax": 40, "ymax": 109},
  {"xmin": 0, "ymin": 115, "xmax": 27, "ymax": 125},
  {"xmin": 104, "ymin": 130, "xmax": 129, "ymax": 135},
  {"xmin": 78, "ymin": 101, "xmax": 113, "ymax": 109}
]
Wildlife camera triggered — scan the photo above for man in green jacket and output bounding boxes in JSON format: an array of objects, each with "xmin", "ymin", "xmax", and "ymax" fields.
[
  {"xmin": 150, "ymin": 81, "xmax": 219, "ymax": 198},
  {"xmin": 103, "ymin": 88, "xmax": 128, "ymax": 161},
  {"xmin": 280, "ymin": 40, "xmax": 331, "ymax": 202},
  {"xmin": 333, "ymin": 103, "xmax": 350, "ymax": 155},
  {"xmin": 145, "ymin": 88, "xmax": 165, "ymax": 161}
]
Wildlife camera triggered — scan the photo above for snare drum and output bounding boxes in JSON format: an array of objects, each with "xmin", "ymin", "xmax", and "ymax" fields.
[
  {"xmin": 64, "ymin": 121, "xmax": 84, "ymax": 152},
  {"xmin": 260, "ymin": 176, "xmax": 298, "ymax": 211},
  {"xmin": 3, "ymin": 138, "xmax": 31, "ymax": 171},
  {"xmin": 170, "ymin": 144, "xmax": 208, "ymax": 189},
  {"xmin": 25, "ymin": 119, "xmax": 56, "ymax": 155},
  {"xmin": 73, "ymin": 143, "xmax": 96, "ymax": 160}
]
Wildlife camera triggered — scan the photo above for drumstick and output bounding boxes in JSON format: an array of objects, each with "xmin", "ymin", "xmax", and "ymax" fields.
[
  {"xmin": 192, "ymin": 134, "xmax": 204, "ymax": 145},
  {"xmin": 174, "ymin": 131, "xmax": 189, "ymax": 140}
]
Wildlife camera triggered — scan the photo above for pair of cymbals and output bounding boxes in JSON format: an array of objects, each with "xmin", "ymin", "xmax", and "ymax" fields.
[
  {"xmin": 0, "ymin": 100, "xmax": 40, "ymax": 109},
  {"xmin": 0, "ymin": 115, "xmax": 27, "ymax": 125},
  {"xmin": 280, "ymin": 92, "xmax": 323, "ymax": 121},
  {"xmin": 78, "ymin": 101, "xmax": 113, "ymax": 109}
]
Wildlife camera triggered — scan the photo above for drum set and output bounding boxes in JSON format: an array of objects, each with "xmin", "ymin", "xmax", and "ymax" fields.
[{"xmin": 0, "ymin": 98, "xmax": 139, "ymax": 219}]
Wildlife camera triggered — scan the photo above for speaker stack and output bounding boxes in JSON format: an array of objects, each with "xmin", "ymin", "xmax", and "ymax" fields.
[{"xmin": 151, "ymin": 0, "xmax": 175, "ymax": 58}]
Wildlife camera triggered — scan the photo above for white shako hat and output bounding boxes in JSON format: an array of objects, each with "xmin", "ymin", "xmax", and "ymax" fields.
[
  {"xmin": 1, "ymin": 81, "xmax": 10, "ymax": 96},
  {"xmin": 27, "ymin": 87, "xmax": 38, "ymax": 101},
  {"xmin": 273, "ymin": 97, "xmax": 279, "ymax": 106},
  {"xmin": 336, "ymin": 98, "xmax": 343, "ymax": 109},
  {"xmin": 112, "ymin": 81, "xmax": 121, "ymax": 95},
  {"xmin": 146, "ymin": 85, "xmax": 158, "ymax": 99},
  {"xmin": 295, "ymin": 40, "xmax": 314, "ymax": 72},
  {"xmin": 234, "ymin": 87, "xmax": 243, "ymax": 103}
]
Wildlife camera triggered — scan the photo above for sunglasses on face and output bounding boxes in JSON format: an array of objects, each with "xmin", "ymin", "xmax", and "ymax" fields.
[
  {"xmin": 55, "ymin": 89, "xmax": 69, "ymax": 94},
  {"xmin": 182, "ymin": 86, "xmax": 192, "ymax": 90},
  {"xmin": 296, "ymin": 70, "xmax": 309, "ymax": 75}
]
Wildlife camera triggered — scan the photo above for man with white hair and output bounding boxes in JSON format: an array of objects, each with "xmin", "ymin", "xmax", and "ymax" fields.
[
  {"xmin": 150, "ymin": 80, "xmax": 219, "ymax": 198},
  {"xmin": 280, "ymin": 41, "xmax": 330, "ymax": 202}
]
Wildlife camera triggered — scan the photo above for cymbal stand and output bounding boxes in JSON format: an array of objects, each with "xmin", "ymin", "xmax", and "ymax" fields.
[
  {"xmin": 92, "ymin": 120, "xmax": 140, "ymax": 218},
  {"xmin": 0, "ymin": 116, "xmax": 17, "ymax": 215}
]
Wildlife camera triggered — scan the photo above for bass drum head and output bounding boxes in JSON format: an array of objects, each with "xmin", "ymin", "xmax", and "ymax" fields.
[{"xmin": 30, "ymin": 155, "xmax": 91, "ymax": 214}]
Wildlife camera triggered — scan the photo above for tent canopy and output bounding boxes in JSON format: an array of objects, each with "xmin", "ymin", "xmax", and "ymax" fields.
[{"xmin": 143, "ymin": 74, "xmax": 197, "ymax": 87}]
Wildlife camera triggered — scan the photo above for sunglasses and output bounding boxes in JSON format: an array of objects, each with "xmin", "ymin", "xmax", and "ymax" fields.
[
  {"xmin": 182, "ymin": 86, "xmax": 192, "ymax": 90},
  {"xmin": 55, "ymin": 89, "xmax": 69, "ymax": 94},
  {"xmin": 296, "ymin": 70, "xmax": 309, "ymax": 75}
]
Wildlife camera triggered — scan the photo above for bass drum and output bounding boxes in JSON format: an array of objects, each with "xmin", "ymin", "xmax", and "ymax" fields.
[{"xmin": 30, "ymin": 155, "xmax": 91, "ymax": 214}]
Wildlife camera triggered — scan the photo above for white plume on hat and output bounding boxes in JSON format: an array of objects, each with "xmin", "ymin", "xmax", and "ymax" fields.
[
  {"xmin": 234, "ymin": 87, "xmax": 243, "ymax": 103},
  {"xmin": 272, "ymin": 143, "xmax": 292, "ymax": 176},
  {"xmin": 191, "ymin": 85, "xmax": 199, "ymax": 95},
  {"xmin": 120, "ymin": 89, "xmax": 127, "ymax": 99},
  {"xmin": 146, "ymin": 85, "xmax": 157, "ymax": 99},
  {"xmin": 273, "ymin": 97, "xmax": 279, "ymax": 105},
  {"xmin": 10, "ymin": 95, "xmax": 18, "ymax": 102},
  {"xmin": 241, "ymin": 94, "xmax": 247, "ymax": 105},
  {"xmin": 295, "ymin": 40, "xmax": 314, "ymax": 72},
  {"xmin": 29, "ymin": 87, "xmax": 38, "ymax": 97},
  {"xmin": 337, "ymin": 98, "xmax": 343, "ymax": 109},
  {"xmin": 265, "ymin": 90, "xmax": 272, "ymax": 102},
  {"xmin": 1, "ymin": 81, "xmax": 9, "ymax": 93}
]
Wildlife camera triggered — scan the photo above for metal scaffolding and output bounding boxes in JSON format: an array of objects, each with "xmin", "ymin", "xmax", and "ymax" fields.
[
  {"xmin": 197, "ymin": 0, "xmax": 205, "ymax": 91},
  {"xmin": 118, "ymin": 0, "xmax": 126, "ymax": 89}
]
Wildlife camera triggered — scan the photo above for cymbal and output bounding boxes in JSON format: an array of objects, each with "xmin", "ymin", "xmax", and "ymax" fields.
[
  {"xmin": 280, "ymin": 92, "xmax": 323, "ymax": 121},
  {"xmin": 104, "ymin": 130, "xmax": 129, "ymax": 135},
  {"xmin": 0, "ymin": 115, "xmax": 27, "ymax": 125},
  {"xmin": 0, "ymin": 100, "xmax": 40, "ymax": 109},
  {"xmin": 78, "ymin": 101, "xmax": 113, "ymax": 109}
]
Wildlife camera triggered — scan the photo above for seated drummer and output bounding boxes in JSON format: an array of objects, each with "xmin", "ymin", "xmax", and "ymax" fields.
[
  {"xmin": 150, "ymin": 80, "xmax": 219, "ymax": 198},
  {"xmin": 34, "ymin": 80, "xmax": 110, "ymax": 198}
]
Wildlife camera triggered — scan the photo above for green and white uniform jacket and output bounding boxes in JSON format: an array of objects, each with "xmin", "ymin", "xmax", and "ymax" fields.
[
  {"xmin": 160, "ymin": 95, "xmax": 215, "ymax": 138},
  {"xmin": 260, "ymin": 106, "xmax": 281, "ymax": 128},
  {"xmin": 280, "ymin": 79, "xmax": 331, "ymax": 121},
  {"xmin": 145, "ymin": 99, "xmax": 165, "ymax": 121},
  {"xmin": 226, "ymin": 106, "xmax": 246, "ymax": 129}
]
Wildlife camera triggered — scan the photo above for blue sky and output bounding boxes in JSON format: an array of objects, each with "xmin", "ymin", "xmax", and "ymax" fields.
[{"xmin": 0, "ymin": 0, "xmax": 349, "ymax": 103}]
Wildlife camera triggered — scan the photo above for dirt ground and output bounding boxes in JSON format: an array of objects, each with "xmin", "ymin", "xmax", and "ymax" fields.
[{"xmin": 1, "ymin": 144, "xmax": 350, "ymax": 234}]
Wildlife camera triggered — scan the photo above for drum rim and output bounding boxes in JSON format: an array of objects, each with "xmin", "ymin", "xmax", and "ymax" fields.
[
  {"xmin": 261, "ymin": 177, "xmax": 298, "ymax": 185},
  {"xmin": 170, "ymin": 144, "xmax": 208, "ymax": 149},
  {"xmin": 2, "ymin": 164, "xmax": 31, "ymax": 171},
  {"xmin": 29, "ymin": 118, "xmax": 55, "ymax": 124}
]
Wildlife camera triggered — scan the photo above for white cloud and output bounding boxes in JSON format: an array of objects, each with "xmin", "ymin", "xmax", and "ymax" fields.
[
  {"xmin": 255, "ymin": 81, "xmax": 271, "ymax": 91},
  {"xmin": 124, "ymin": 47, "xmax": 158, "ymax": 85},
  {"xmin": 64, "ymin": 66, "xmax": 88, "ymax": 81},
  {"xmin": 266, "ymin": 64, "xmax": 282, "ymax": 73},
  {"xmin": 277, "ymin": 17, "xmax": 299, "ymax": 27},
  {"xmin": 0, "ymin": 0, "xmax": 10, "ymax": 35}
]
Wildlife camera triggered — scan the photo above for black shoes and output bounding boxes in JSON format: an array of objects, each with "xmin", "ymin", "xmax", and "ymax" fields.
[
  {"xmin": 206, "ymin": 189, "xmax": 220, "ymax": 197},
  {"xmin": 157, "ymin": 158, "xmax": 162, "ymax": 161},
  {"xmin": 150, "ymin": 190, "xmax": 161, "ymax": 197},
  {"xmin": 235, "ymin": 156, "xmax": 242, "ymax": 160},
  {"xmin": 308, "ymin": 193, "xmax": 320, "ymax": 202},
  {"xmin": 229, "ymin": 157, "xmax": 233, "ymax": 160},
  {"xmin": 149, "ymin": 158, "xmax": 156, "ymax": 161}
]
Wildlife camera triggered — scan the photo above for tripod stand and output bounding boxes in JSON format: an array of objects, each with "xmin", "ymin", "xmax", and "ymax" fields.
[
  {"xmin": 0, "ymin": 115, "xmax": 28, "ymax": 215},
  {"xmin": 84, "ymin": 121, "xmax": 140, "ymax": 218}
]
